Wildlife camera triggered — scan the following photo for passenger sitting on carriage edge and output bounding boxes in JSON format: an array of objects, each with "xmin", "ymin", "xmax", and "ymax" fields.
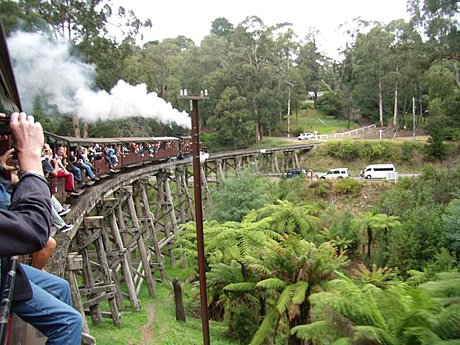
[
  {"xmin": 0, "ymin": 112, "xmax": 82, "ymax": 345},
  {"xmin": 104, "ymin": 145, "xmax": 118, "ymax": 168},
  {"xmin": 70, "ymin": 149, "xmax": 97, "ymax": 182},
  {"xmin": 57, "ymin": 147, "xmax": 83, "ymax": 188},
  {"xmin": 42, "ymin": 145, "xmax": 78, "ymax": 194}
]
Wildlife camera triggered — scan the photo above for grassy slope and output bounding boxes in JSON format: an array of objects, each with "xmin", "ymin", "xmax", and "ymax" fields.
[
  {"xmin": 287, "ymin": 108, "xmax": 359, "ymax": 135},
  {"xmin": 88, "ymin": 266, "xmax": 237, "ymax": 345}
]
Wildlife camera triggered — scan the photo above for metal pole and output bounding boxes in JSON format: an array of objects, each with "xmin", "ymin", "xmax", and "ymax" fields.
[
  {"xmin": 190, "ymin": 97, "xmax": 210, "ymax": 345},
  {"xmin": 412, "ymin": 96, "xmax": 416, "ymax": 141}
]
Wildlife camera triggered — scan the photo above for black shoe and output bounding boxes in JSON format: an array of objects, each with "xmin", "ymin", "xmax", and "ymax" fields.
[
  {"xmin": 60, "ymin": 224, "xmax": 73, "ymax": 233},
  {"xmin": 58, "ymin": 208, "xmax": 71, "ymax": 216}
]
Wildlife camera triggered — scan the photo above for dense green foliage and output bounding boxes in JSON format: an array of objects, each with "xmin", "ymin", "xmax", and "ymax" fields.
[
  {"xmin": 0, "ymin": 0, "xmax": 458, "ymax": 145},
  {"xmin": 208, "ymin": 168, "xmax": 273, "ymax": 222},
  {"xmin": 173, "ymin": 166, "xmax": 460, "ymax": 344}
]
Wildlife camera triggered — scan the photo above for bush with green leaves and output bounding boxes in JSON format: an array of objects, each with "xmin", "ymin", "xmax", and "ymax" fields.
[
  {"xmin": 426, "ymin": 120, "xmax": 447, "ymax": 160},
  {"xmin": 442, "ymin": 198, "xmax": 460, "ymax": 264},
  {"xmin": 208, "ymin": 168, "xmax": 272, "ymax": 222},
  {"xmin": 316, "ymin": 92, "xmax": 341, "ymax": 115},
  {"xmin": 333, "ymin": 178, "xmax": 362, "ymax": 196}
]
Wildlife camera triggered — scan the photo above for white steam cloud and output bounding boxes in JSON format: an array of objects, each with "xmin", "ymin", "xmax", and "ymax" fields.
[{"xmin": 7, "ymin": 31, "xmax": 190, "ymax": 128}]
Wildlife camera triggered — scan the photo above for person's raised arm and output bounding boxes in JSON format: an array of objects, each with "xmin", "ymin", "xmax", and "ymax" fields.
[
  {"xmin": 11, "ymin": 112, "xmax": 44, "ymax": 175},
  {"xmin": 0, "ymin": 112, "xmax": 51, "ymax": 256}
]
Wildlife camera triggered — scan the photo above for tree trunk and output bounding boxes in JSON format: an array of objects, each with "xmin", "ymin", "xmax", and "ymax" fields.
[
  {"xmin": 82, "ymin": 120, "xmax": 89, "ymax": 138},
  {"xmin": 172, "ymin": 278, "xmax": 186, "ymax": 322},
  {"xmin": 379, "ymin": 77, "xmax": 384, "ymax": 127},
  {"xmin": 253, "ymin": 96, "xmax": 262, "ymax": 142},
  {"xmin": 72, "ymin": 114, "xmax": 81, "ymax": 138},
  {"xmin": 393, "ymin": 82, "xmax": 398, "ymax": 128},
  {"xmin": 287, "ymin": 291, "xmax": 312, "ymax": 345},
  {"xmin": 367, "ymin": 227, "xmax": 373, "ymax": 262},
  {"xmin": 287, "ymin": 89, "xmax": 291, "ymax": 138}
]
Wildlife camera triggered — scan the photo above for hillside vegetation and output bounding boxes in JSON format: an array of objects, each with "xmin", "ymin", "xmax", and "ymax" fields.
[{"xmin": 90, "ymin": 108, "xmax": 460, "ymax": 345}]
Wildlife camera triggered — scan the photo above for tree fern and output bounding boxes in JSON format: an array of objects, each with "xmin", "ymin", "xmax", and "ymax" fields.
[
  {"xmin": 256, "ymin": 277, "xmax": 286, "ymax": 290},
  {"xmin": 224, "ymin": 282, "xmax": 258, "ymax": 292},
  {"xmin": 275, "ymin": 285, "xmax": 294, "ymax": 314},
  {"xmin": 292, "ymin": 281, "xmax": 309, "ymax": 305},
  {"xmin": 291, "ymin": 320, "xmax": 339, "ymax": 342},
  {"xmin": 353, "ymin": 325, "xmax": 396, "ymax": 345},
  {"xmin": 249, "ymin": 308, "xmax": 278, "ymax": 345}
]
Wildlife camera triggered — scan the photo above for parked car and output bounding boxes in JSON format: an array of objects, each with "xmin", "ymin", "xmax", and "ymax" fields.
[
  {"xmin": 360, "ymin": 164, "xmax": 396, "ymax": 179},
  {"xmin": 319, "ymin": 168, "xmax": 349, "ymax": 179},
  {"xmin": 298, "ymin": 132, "xmax": 314, "ymax": 140},
  {"xmin": 286, "ymin": 168, "xmax": 307, "ymax": 178}
]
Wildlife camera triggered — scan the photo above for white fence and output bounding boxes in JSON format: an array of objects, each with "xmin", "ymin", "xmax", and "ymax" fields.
[{"xmin": 333, "ymin": 124, "xmax": 376, "ymax": 139}]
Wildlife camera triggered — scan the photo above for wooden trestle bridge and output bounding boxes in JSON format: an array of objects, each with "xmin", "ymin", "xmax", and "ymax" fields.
[{"xmin": 14, "ymin": 142, "xmax": 315, "ymax": 344}]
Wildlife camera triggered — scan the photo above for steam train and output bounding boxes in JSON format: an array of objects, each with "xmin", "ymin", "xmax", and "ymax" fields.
[
  {"xmin": 0, "ymin": 20, "xmax": 199, "ymax": 205},
  {"xmin": 43, "ymin": 132, "xmax": 195, "ymax": 203}
]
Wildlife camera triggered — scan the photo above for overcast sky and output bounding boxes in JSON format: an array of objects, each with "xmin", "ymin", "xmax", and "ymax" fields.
[{"xmin": 113, "ymin": 0, "xmax": 410, "ymax": 59}]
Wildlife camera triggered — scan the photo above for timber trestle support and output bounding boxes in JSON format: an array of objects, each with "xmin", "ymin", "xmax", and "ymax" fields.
[{"xmin": 38, "ymin": 144, "xmax": 314, "ymax": 343}]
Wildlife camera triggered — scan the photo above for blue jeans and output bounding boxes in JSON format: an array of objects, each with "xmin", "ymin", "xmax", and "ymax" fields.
[
  {"xmin": 69, "ymin": 165, "xmax": 82, "ymax": 183},
  {"xmin": 77, "ymin": 162, "xmax": 96, "ymax": 180},
  {"xmin": 12, "ymin": 264, "xmax": 83, "ymax": 345}
]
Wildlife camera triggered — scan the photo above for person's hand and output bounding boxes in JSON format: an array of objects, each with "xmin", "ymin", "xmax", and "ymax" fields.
[
  {"xmin": 0, "ymin": 113, "xmax": 10, "ymax": 141},
  {"xmin": 0, "ymin": 148, "xmax": 17, "ymax": 171},
  {"xmin": 10, "ymin": 112, "xmax": 45, "ymax": 174}
]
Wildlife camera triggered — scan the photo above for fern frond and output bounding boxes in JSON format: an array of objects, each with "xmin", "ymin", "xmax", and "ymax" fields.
[
  {"xmin": 276, "ymin": 285, "xmax": 293, "ymax": 314},
  {"xmin": 434, "ymin": 303, "xmax": 460, "ymax": 340},
  {"xmin": 223, "ymin": 282, "xmax": 257, "ymax": 292},
  {"xmin": 406, "ymin": 270, "xmax": 429, "ymax": 286},
  {"xmin": 353, "ymin": 325, "xmax": 395, "ymax": 345},
  {"xmin": 331, "ymin": 338, "xmax": 351, "ymax": 345},
  {"xmin": 292, "ymin": 281, "xmax": 309, "ymax": 305},
  {"xmin": 249, "ymin": 308, "xmax": 278, "ymax": 345},
  {"xmin": 291, "ymin": 321, "xmax": 337, "ymax": 341},
  {"xmin": 256, "ymin": 277, "xmax": 286, "ymax": 290}
]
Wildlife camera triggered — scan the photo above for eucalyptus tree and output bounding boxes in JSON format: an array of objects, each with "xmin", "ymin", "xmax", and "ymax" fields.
[
  {"xmin": 409, "ymin": 0, "xmax": 460, "ymax": 64},
  {"xmin": 208, "ymin": 168, "xmax": 272, "ymax": 223},
  {"xmin": 408, "ymin": 0, "xmax": 460, "ymax": 136},
  {"xmin": 0, "ymin": 0, "xmax": 49, "ymax": 34},
  {"xmin": 207, "ymin": 86, "xmax": 253, "ymax": 150},
  {"xmin": 123, "ymin": 38, "xmax": 185, "ymax": 99},
  {"xmin": 227, "ymin": 16, "xmax": 288, "ymax": 142},
  {"xmin": 210, "ymin": 17, "xmax": 235, "ymax": 37},
  {"xmin": 16, "ymin": 0, "xmax": 152, "ymax": 42},
  {"xmin": 350, "ymin": 24, "xmax": 395, "ymax": 126},
  {"xmin": 2, "ymin": 0, "xmax": 152, "ymax": 136},
  {"xmin": 273, "ymin": 27, "xmax": 301, "ymax": 137},
  {"xmin": 297, "ymin": 30, "xmax": 327, "ymax": 106},
  {"xmin": 384, "ymin": 19, "xmax": 428, "ymax": 127}
]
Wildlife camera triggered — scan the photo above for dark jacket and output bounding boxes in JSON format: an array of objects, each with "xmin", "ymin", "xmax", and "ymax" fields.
[{"xmin": 0, "ymin": 174, "xmax": 51, "ymax": 302}]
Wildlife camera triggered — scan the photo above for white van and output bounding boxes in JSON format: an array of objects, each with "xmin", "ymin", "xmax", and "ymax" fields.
[{"xmin": 360, "ymin": 164, "xmax": 396, "ymax": 179}]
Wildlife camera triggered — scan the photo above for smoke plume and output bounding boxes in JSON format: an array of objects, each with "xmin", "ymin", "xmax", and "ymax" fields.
[{"xmin": 7, "ymin": 31, "xmax": 190, "ymax": 128}]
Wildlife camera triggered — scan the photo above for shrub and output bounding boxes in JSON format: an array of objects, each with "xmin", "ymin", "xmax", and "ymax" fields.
[
  {"xmin": 209, "ymin": 168, "xmax": 272, "ymax": 222},
  {"xmin": 400, "ymin": 142, "xmax": 417, "ymax": 162},
  {"xmin": 292, "ymin": 126, "xmax": 305, "ymax": 137},
  {"xmin": 426, "ymin": 124, "xmax": 447, "ymax": 160},
  {"xmin": 310, "ymin": 179, "xmax": 332, "ymax": 197},
  {"xmin": 324, "ymin": 141, "xmax": 360, "ymax": 160},
  {"xmin": 333, "ymin": 178, "xmax": 362, "ymax": 196}
]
